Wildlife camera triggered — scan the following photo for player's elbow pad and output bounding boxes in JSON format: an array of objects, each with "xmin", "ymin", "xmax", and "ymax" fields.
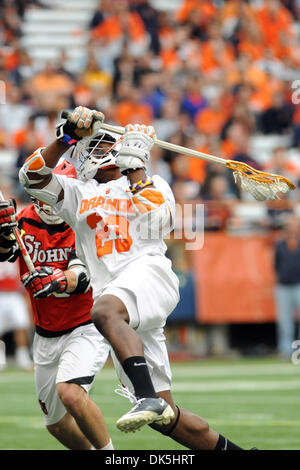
[{"xmin": 18, "ymin": 148, "xmax": 62, "ymax": 205}]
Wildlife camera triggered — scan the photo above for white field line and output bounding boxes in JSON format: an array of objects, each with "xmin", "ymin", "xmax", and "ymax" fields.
[
  {"xmin": 0, "ymin": 362, "xmax": 298, "ymax": 383},
  {"xmin": 172, "ymin": 379, "xmax": 300, "ymax": 392},
  {"xmin": 170, "ymin": 363, "xmax": 298, "ymax": 378}
]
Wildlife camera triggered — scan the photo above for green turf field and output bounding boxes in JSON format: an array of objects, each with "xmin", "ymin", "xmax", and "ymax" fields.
[{"xmin": 0, "ymin": 357, "xmax": 300, "ymax": 450}]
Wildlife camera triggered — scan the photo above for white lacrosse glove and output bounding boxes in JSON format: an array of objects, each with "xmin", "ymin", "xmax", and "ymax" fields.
[
  {"xmin": 116, "ymin": 124, "xmax": 156, "ymax": 174},
  {"xmin": 56, "ymin": 106, "xmax": 105, "ymax": 147}
]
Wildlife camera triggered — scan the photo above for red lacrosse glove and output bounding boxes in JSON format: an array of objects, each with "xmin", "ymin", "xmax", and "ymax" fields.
[
  {"xmin": 21, "ymin": 266, "xmax": 67, "ymax": 298},
  {"xmin": 0, "ymin": 199, "xmax": 17, "ymax": 236}
]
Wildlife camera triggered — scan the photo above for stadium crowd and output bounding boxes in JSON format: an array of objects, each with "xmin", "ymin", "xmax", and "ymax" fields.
[{"xmin": 0, "ymin": 0, "xmax": 300, "ymax": 234}]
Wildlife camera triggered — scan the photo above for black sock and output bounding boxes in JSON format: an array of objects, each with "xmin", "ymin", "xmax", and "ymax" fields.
[
  {"xmin": 215, "ymin": 434, "xmax": 243, "ymax": 450},
  {"xmin": 122, "ymin": 356, "xmax": 158, "ymax": 399}
]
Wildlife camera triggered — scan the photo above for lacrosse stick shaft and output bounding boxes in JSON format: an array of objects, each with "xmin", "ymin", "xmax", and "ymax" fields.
[
  {"xmin": 0, "ymin": 191, "xmax": 35, "ymax": 273},
  {"xmin": 61, "ymin": 110, "xmax": 225, "ymax": 165},
  {"xmin": 102, "ymin": 123, "xmax": 225, "ymax": 165}
]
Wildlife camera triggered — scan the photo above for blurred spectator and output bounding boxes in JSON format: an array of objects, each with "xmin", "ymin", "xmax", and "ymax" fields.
[
  {"xmin": 274, "ymin": 215, "xmax": 300, "ymax": 358},
  {"xmin": 176, "ymin": 0, "xmax": 216, "ymax": 33},
  {"xmin": 259, "ymin": 91, "xmax": 294, "ymax": 134},
  {"xmin": 154, "ymin": 98, "xmax": 180, "ymax": 141},
  {"xmin": 264, "ymin": 147, "xmax": 300, "ymax": 191},
  {"xmin": 91, "ymin": 0, "xmax": 148, "ymax": 60},
  {"xmin": 266, "ymin": 197, "xmax": 294, "ymax": 230},
  {"xmin": 83, "ymin": 52, "xmax": 112, "ymax": 91},
  {"xmin": 0, "ymin": 85, "xmax": 31, "ymax": 137},
  {"xmin": 0, "ymin": 260, "xmax": 33, "ymax": 371},
  {"xmin": 195, "ymin": 94, "xmax": 230, "ymax": 137},
  {"xmin": 180, "ymin": 75, "xmax": 207, "ymax": 120},
  {"xmin": 12, "ymin": 114, "xmax": 44, "ymax": 152},
  {"xmin": 171, "ymin": 152, "xmax": 200, "ymax": 203},
  {"xmin": 147, "ymin": 145, "xmax": 172, "ymax": 184},
  {"xmin": 221, "ymin": 122, "xmax": 262, "ymax": 189},
  {"xmin": 221, "ymin": 102, "xmax": 256, "ymax": 140},
  {"xmin": 89, "ymin": 0, "xmax": 109, "ymax": 30},
  {"xmin": 30, "ymin": 61, "xmax": 74, "ymax": 111},
  {"xmin": 12, "ymin": 114, "xmax": 45, "ymax": 200},
  {"xmin": 0, "ymin": 2, "xmax": 22, "ymax": 45},
  {"xmin": 131, "ymin": 0, "xmax": 160, "ymax": 55},
  {"xmin": 139, "ymin": 72, "xmax": 166, "ymax": 118},
  {"xmin": 201, "ymin": 174, "xmax": 236, "ymax": 231},
  {"xmin": 114, "ymin": 83, "xmax": 153, "ymax": 126}
]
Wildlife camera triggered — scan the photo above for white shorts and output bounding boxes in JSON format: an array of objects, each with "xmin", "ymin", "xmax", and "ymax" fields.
[
  {"xmin": 98, "ymin": 254, "xmax": 179, "ymax": 393},
  {"xmin": 33, "ymin": 323, "xmax": 110, "ymax": 425},
  {"xmin": 0, "ymin": 292, "xmax": 31, "ymax": 336},
  {"xmin": 99, "ymin": 254, "xmax": 180, "ymax": 332}
]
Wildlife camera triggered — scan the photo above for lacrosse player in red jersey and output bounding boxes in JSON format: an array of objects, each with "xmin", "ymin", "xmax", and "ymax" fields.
[
  {"xmin": 18, "ymin": 106, "xmax": 254, "ymax": 450},
  {"xmin": 0, "ymin": 159, "xmax": 114, "ymax": 450}
]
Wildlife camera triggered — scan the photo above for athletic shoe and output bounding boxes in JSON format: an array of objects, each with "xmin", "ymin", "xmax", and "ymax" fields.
[{"xmin": 116, "ymin": 397, "xmax": 175, "ymax": 433}]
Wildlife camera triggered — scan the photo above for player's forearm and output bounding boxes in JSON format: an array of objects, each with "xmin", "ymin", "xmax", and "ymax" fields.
[
  {"xmin": 41, "ymin": 140, "xmax": 69, "ymax": 168},
  {"xmin": 127, "ymin": 169, "xmax": 147, "ymax": 185},
  {"xmin": 65, "ymin": 270, "xmax": 78, "ymax": 293}
]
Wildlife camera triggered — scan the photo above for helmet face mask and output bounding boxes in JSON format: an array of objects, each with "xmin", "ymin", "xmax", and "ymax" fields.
[
  {"xmin": 75, "ymin": 131, "xmax": 121, "ymax": 180},
  {"xmin": 32, "ymin": 198, "xmax": 64, "ymax": 225}
]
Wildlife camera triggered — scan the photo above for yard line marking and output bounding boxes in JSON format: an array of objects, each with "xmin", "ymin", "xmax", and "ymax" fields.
[
  {"xmin": 172, "ymin": 379, "xmax": 300, "ymax": 392},
  {"xmin": 170, "ymin": 363, "xmax": 297, "ymax": 378},
  {"xmin": 0, "ymin": 362, "xmax": 298, "ymax": 383}
]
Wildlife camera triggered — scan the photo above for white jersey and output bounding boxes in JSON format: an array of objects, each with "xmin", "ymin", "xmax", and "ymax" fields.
[{"xmin": 53, "ymin": 174, "xmax": 176, "ymax": 299}]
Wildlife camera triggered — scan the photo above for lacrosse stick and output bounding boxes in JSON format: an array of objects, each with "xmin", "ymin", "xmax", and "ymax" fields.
[
  {"xmin": 61, "ymin": 111, "xmax": 296, "ymax": 201},
  {"xmin": 0, "ymin": 190, "xmax": 35, "ymax": 273}
]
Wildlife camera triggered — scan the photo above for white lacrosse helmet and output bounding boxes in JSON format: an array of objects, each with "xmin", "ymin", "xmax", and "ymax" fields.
[
  {"xmin": 32, "ymin": 159, "xmax": 77, "ymax": 225},
  {"xmin": 73, "ymin": 130, "xmax": 122, "ymax": 180},
  {"xmin": 32, "ymin": 199, "xmax": 64, "ymax": 225}
]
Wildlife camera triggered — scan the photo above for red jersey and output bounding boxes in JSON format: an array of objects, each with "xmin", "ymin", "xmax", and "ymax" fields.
[{"xmin": 16, "ymin": 205, "xmax": 93, "ymax": 335}]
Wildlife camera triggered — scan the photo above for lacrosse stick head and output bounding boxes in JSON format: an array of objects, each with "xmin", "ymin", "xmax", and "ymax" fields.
[{"xmin": 226, "ymin": 160, "xmax": 296, "ymax": 201}]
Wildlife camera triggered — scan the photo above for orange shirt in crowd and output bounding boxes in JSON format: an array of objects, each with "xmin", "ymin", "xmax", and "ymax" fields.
[
  {"xmin": 91, "ymin": 12, "xmax": 146, "ymax": 43},
  {"xmin": 264, "ymin": 160, "xmax": 299, "ymax": 177},
  {"xmin": 114, "ymin": 100, "xmax": 153, "ymax": 127},
  {"xmin": 199, "ymin": 41, "xmax": 235, "ymax": 76},
  {"xmin": 220, "ymin": 0, "xmax": 256, "ymax": 22},
  {"xmin": 195, "ymin": 107, "xmax": 229, "ymax": 136},
  {"xmin": 256, "ymin": 4, "xmax": 293, "ymax": 48},
  {"xmin": 220, "ymin": 139, "xmax": 238, "ymax": 160},
  {"xmin": 73, "ymin": 84, "xmax": 93, "ymax": 107},
  {"xmin": 176, "ymin": 0, "xmax": 216, "ymax": 24},
  {"xmin": 13, "ymin": 128, "xmax": 44, "ymax": 149},
  {"xmin": 249, "ymin": 86, "xmax": 273, "ymax": 113},
  {"xmin": 159, "ymin": 48, "xmax": 181, "ymax": 70},
  {"xmin": 2, "ymin": 49, "xmax": 19, "ymax": 71},
  {"xmin": 238, "ymin": 40, "xmax": 265, "ymax": 62},
  {"xmin": 187, "ymin": 146, "xmax": 210, "ymax": 183},
  {"xmin": 31, "ymin": 72, "xmax": 74, "ymax": 95}
]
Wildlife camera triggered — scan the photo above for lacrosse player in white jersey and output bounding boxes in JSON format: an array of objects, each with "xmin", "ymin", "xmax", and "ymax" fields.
[{"xmin": 18, "ymin": 106, "xmax": 250, "ymax": 450}]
